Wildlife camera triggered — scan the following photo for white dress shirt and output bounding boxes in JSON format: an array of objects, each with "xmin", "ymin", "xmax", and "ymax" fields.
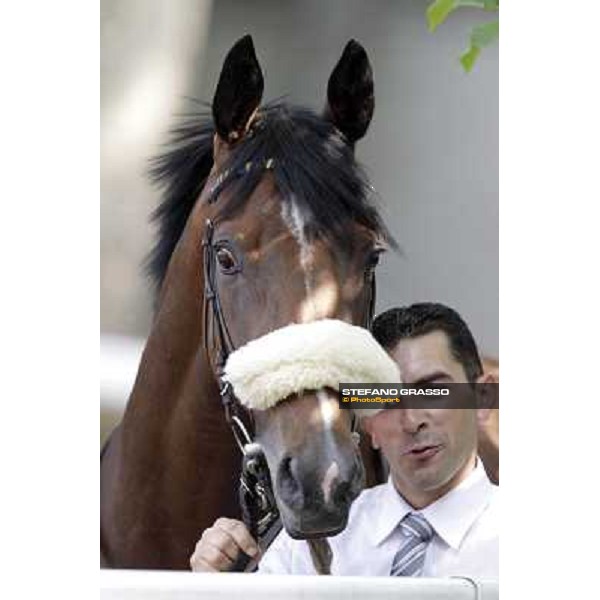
[{"xmin": 258, "ymin": 460, "xmax": 498, "ymax": 577}]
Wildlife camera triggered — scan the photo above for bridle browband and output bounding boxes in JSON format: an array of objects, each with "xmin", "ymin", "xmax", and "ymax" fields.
[{"xmin": 201, "ymin": 158, "xmax": 377, "ymax": 570}]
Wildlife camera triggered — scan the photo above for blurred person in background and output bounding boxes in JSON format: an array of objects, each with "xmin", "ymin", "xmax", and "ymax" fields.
[{"xmin": 478, "ymin": 357, "xmax": 499, "ymax": 484}]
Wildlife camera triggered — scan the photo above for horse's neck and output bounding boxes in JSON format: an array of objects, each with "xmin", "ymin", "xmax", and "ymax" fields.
[
  {"xmin": 121, "ymin": 328, "xmax": 218, "ymax": 446},
  {"xmin": 122, "ymin": 214, "xmax": 213, "ymax": 436},
  {"xmin": 117, "ymin": 290, "xmax": 240, "ymax": 498},
  {"xmin": 107, "ymin": 322, "xmax": 240, "ymax": 567},
  {"xmin": 119, "ymin": 224, "xmax": 224, "ymax": 460},
  {"xmin": 102, "ymin": 207, "xmax": 244, "ymax": 568}
]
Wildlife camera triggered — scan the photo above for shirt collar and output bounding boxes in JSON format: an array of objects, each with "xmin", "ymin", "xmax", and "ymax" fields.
[
  {"xmin": 368, "ymin": 476, "xmax": 413, "ymax": 547},
  {"xmin": 369, "ymin": 460, "xmax": 495, "ymax": 550}
]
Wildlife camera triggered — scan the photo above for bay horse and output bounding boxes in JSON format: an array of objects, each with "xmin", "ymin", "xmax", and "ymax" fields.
[{"xmin": 101, "ymin": 35, "xmax": 394, "ymax": 569}]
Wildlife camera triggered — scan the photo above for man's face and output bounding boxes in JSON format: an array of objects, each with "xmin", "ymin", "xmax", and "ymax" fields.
[{"xmin": 363, "ymin": 330, "xmax": 480, "ymax": 506}]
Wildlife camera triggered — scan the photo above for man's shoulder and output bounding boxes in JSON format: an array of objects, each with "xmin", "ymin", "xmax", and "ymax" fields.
[
  {"xmin": 453, "ymin": 485, "xmax": 499, "ymax": 578},
  {"xmin": 462, "ymin": 481, "xmax": 499, "ymax": 548},
  {"xmin": 478, "ymin": 483, "xmax": 499, "ymax": 531}
]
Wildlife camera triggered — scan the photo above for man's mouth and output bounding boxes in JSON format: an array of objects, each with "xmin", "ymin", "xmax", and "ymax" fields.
[{"xmin": 404, "ymin": 444, "xmax": 442, "ymax": 460}]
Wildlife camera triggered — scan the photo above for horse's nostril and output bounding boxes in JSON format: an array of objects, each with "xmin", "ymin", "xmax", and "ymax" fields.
[
  {"xmin": 327, "ymin": 458, "xmax": 363, "ymax": 509},
  {"xmin": 331, "ymin": 480, "xmax": 353, "ymax": 509},
  {"xmin": 277, "ymin": 456, "xmax": 303, "ymax": 509}
]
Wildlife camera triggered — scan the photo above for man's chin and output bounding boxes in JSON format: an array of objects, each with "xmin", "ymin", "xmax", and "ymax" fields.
[{"xmin": 393, "ymin": 467, "xmax": 449, "ymax": 496}]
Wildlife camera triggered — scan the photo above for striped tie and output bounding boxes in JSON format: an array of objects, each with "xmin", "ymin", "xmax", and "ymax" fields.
[{"xmin": 390, "ymin": 513, "xmax": 434, "ymax": 577}]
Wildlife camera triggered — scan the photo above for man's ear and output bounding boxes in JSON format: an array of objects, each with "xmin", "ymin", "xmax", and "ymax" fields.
[
  {"xmin": 475, "ymin": 372, "xmax": 498, "ymax": 424},
  {"xmin": 324, "ymin": 39, "xmax": 374, "ymax": 145},
  {"xmin": 361, "ymin": 415, "xmax": 380, "ymax": 449},
  {"xmin": 212, "ymin": 35, "xmax": 264, "ymax": 144}
]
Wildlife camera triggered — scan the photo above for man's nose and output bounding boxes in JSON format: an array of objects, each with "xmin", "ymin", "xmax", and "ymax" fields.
[{"xmin": 398, "ymin": 409, "xmax": 427, "ymax": 434}]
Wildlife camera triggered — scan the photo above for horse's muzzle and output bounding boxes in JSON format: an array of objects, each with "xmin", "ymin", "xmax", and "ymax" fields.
[{"xmin": 275, "ymin": 447, "xmax": 364, "ymax": 538}]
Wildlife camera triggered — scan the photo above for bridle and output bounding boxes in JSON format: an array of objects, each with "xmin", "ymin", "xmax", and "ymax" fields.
[
  {"xmin": 202, "ymin": 217, "xmax": 254, "ymax": 453},
  {"xmin": 202, "ymin": 213, "xmax": 376, "ymax": 449},
  {"xmin": 201, "ymin": 160, "xmax": 377, "ymax": 570}
]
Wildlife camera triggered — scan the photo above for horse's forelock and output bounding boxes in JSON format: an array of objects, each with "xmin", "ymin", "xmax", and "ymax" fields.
[{"xmin": 213, "ymin": 103, "xmax": 392, "ymax": 246}]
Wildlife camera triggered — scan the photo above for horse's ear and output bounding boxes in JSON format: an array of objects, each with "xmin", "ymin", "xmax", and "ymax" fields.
[
  {"xmin": 325, "ymin": 40, "xmax": 374, "ymax": 145},
  {"xmin": 212, "ymin": 35, "xmax": 264, "ymax": 143}
]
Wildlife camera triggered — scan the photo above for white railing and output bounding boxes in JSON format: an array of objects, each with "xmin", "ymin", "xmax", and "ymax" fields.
[{"xmin": 100, "ymin": 570, "xmax": 499, "ymax": 600}]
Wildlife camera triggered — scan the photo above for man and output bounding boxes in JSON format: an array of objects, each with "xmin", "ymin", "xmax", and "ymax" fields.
[{"xmin": 190, "ymin": 302, "xmax": 498, "ymax": 577}]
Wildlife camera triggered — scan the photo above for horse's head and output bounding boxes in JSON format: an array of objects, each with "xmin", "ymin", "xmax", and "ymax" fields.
[{"xmin": 150, "ymin": 36, "xmax": 395, "ymax": 539}]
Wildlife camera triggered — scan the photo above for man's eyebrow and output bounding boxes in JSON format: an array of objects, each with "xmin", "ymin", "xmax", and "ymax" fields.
[{"xmin": 411, "ymin": 371, "xmax": 452, "ymax": 386}]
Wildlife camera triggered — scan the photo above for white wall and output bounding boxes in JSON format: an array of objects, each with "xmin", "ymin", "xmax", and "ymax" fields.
[{"xmin": 101, "ymin": 0, "xmax": 213, "ymax": 335}]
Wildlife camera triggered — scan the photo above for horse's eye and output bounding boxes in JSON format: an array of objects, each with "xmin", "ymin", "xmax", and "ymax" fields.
[
  {"xmin": 366, "ymin": 249, "xmax": 383, "ymax": 271},
  {"xmin": 216, "ymin": 246, "xmax": 238, "ymax": 273}
]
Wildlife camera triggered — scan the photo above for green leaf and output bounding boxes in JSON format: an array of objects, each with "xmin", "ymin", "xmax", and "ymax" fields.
[
  {"xmin": 426, "ymin": 0, "xmax": 489, "ymax": 32},
  {"xmin": 459, "ymin": 20, "xmax": 498, "ymax": 72},
  {"xmin": 427, "ymin": 0, "xmax": 457, "ymax": 32},
  {"xmin": 426, "ymin": 0, "xmax": 498, "ymax": 72},
  {"xmin": 470, "ymin": 20, "xmax": 499, "ymax": 48},
  {"xmin": 460, "ymin": 45, "xmax": 481, "ymax": 72},
  {"xmin": 483, "ymin": 0, "xmax": 499, "ymax": 10}
]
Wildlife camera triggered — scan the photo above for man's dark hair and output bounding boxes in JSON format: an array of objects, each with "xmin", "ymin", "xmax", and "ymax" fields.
[{"xmin": 372, "ymin": 302, "xmax": 483, "ymax": 383}]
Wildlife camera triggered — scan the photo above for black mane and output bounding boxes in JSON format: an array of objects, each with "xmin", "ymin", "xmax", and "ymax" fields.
[{"xmin": 147, "ymin": 102, "xmax": 393, "ymax": 290}]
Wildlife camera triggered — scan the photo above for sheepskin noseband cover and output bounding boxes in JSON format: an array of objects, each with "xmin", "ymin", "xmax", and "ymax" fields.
[{"xmin": 222, "ymin": 319, "xmax": 400, "ymax": 415}]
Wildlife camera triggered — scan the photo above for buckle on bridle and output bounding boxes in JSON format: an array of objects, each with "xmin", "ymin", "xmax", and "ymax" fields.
[{"xmin": 229, "ymin": 413, "xmax": 253, "ymax": 453}]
